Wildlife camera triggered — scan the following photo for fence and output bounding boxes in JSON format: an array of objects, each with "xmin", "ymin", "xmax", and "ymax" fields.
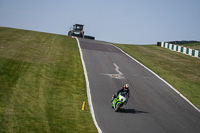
[{"xmin": 158, "ymin": 42, "xmax": 200, "ymax": 58}]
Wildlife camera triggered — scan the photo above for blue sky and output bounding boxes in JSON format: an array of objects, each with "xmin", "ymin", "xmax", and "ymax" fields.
[{"xmin": 0, "ymin": 0, "xmax": 200, "ymax": 44}]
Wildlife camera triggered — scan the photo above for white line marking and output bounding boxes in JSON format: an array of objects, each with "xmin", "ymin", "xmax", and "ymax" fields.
[
  {"xmin": 112, "ymin": 44, "xmax": 200, "ymax": 113},
  {"xmin": 113, "ymin": 63, "xmax": 123, "ymax": 75},
  {"xmin": 104, "ymin": 63, "xmax": 125, "ymax": 79},
  {"xmin": 75, "ymin": 37, "xmax": 102, "ymax": 133}
]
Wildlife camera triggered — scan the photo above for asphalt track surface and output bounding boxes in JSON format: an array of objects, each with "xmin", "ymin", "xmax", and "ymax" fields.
[{"xmin": 78, "ymin": 38, "xmax": 200, "ymax": 133}]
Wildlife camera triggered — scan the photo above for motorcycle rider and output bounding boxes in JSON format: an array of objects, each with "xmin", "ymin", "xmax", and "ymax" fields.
[{"xmin": 111, "ymin": 84, "xmax": 130, "ymax": 103}]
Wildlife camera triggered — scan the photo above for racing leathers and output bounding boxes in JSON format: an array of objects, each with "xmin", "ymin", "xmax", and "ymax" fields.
[{"xmin": 111, "ymin": 87, "xmax": 130, "ymax": 103}]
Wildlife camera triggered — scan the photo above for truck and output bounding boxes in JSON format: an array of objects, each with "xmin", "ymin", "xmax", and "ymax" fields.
[{"xmin": 68, "ymin": 24, "xmax": 95, "ymax": 40}]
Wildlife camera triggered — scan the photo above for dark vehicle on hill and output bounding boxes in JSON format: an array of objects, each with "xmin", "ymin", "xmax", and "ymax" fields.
[{"xmin": 68, "ymin": 24, "xmax": 95, "ymax": 40}]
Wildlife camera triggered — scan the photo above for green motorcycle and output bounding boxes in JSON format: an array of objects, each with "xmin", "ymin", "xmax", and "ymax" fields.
[{"xmin": 112, "ymin": 92, "xmax": 128, "ymax": 112}]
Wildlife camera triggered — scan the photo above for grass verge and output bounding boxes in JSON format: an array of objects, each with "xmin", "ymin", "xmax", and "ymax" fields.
[
  {"xmin": 0, "ymin": 27, "xmax": 97, "ymax": 133},
  {"xmin": 180, "ymin": 43, "xmax": 200, "ymax": 51},
  {"xmin": 114, "ymin": 44, "xmax": 200, "ymax": 109}
]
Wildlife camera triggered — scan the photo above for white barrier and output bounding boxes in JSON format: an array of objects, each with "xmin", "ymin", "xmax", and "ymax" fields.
[{"xmin": 160, "ymin": 42, "xmax": 200, "ymax": 58}]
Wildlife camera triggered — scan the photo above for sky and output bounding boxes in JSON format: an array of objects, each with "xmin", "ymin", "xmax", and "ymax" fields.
[{"xmin": 0, "ymin": 0, "xmax": 200, "ymax": 44}]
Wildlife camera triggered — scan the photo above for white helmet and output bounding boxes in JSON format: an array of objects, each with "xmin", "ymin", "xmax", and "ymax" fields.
[{"xmin": 124, "ymin": 84, "xmax": 129, "ymax": 90}]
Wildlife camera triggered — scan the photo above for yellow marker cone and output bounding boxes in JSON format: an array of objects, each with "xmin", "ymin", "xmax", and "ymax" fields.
[{"xmin": 82, "ymin": 101, "xmax": 85, "ymax": 111}]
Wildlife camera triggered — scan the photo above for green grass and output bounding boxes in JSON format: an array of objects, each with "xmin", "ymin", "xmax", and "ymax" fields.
[
  {"xmin": 114, "ymin": 44, "xmax": 200, "ymax": 109},
  {"xmin": 180, "ymin": 43, "xmax": 200, "ymax": 50},
  {"xmin": 0, "ymin": 27, "xmax": 97, "ymax": 133}
]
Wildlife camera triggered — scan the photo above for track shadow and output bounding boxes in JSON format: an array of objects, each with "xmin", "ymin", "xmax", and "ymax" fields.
[{"xmin": 118, "ymin": 108, "xmax": 149, "ymax": 114}]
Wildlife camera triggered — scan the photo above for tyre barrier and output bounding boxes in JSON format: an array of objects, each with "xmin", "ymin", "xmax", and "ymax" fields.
[
  {"xmin": 84, "ymin": 35, "xmax": 95, "ymax": 40},
  {"xmin": 157, "ymin": 42, "xmax": 200, "ymax": 58}
]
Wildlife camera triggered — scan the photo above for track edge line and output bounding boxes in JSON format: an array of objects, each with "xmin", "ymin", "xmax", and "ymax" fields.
[{"xmin": 75, "ymin": 37, "xmax": 103, "ymax": 133}]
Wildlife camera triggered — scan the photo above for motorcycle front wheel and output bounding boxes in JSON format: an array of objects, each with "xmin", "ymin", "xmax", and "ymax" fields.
[{"xmin": 115, "ymin": 103, "xmax": 121, "ymax": 112}]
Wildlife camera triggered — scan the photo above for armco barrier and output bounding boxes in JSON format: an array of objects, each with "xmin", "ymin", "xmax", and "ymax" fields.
[{"xmin": 159, "ymin": 42, "xmax": 200, "ymax": 58}]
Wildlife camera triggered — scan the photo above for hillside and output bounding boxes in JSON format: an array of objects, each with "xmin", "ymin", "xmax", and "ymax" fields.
[
  {"xmin": 1, "ymin": 27, "xmax": 199, "ymax": 132},
  {"xmin": 0, "ymin": 27, "xmax": 97, "ymax": 132}
]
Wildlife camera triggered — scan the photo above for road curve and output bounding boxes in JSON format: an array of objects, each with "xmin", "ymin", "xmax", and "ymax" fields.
[{"xmin": 78, "ymin": 38, "xmax": 200, "ymax": 133}]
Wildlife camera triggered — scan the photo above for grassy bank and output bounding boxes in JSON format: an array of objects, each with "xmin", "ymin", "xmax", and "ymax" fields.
[
  {"xmin": 0, "ymin": 27, "xmax": 97, "ymax": 132},
  {"xmin": 114, "ymin": 44, "xmax": 200, "ymax": 109},
  {"xmin": 181, "ymin": 43, "xmax": 200, "ymax": 50}
]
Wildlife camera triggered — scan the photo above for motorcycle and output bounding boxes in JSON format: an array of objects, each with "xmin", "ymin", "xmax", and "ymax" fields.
[{"xmin": 112, "ymin": 92, "xmax": 128, "ymax": 112}]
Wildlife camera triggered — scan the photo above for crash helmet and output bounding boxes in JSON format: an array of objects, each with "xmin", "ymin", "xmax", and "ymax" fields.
[{"xmin": 124, "ymin": 84, "xmax": 129, "ymax": 90}]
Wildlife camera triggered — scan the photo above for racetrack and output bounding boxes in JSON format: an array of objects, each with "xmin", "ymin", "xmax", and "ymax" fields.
[{"xmin": 78, "ymin": 38, "xmax": 200, "ymax": 133}]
